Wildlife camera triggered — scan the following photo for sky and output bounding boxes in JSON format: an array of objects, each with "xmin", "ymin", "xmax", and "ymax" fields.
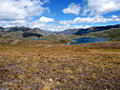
[{"xmin": 0, "ymin": 0, "xmax": 120, "ymax": 31}]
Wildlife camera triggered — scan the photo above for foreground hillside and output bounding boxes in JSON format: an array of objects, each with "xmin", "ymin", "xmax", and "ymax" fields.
[{"xmin": 0, "ymin": 40, "xmax": 120, "ymax": 90}]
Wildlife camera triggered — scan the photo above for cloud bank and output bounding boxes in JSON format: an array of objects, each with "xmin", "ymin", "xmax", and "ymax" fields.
[
  {"xmin": 84, "ymin": 0, "xmax": 120, "ymax": 15},
  {"xmin": 0, "ymin": 0, "xmax": 119, "ymax": 31},
  {"xmin": 59, "ymin": 15, "xmax": 120, "ymax": 25},
  {"xmin": 0, "ymin": 0, "xmax": 49, "ymax": 20}
]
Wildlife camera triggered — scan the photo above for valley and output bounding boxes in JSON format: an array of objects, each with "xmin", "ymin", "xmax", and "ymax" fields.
[{"xmin": 0, "ymin": 24, "xmax": 120, "ymax": 90}]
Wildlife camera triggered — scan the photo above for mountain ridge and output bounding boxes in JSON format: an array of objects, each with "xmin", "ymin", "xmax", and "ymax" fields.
[
  {"xmin": 0, "ymin": 24, "xmax": 120, "ymax": 38},
  {"xmin": 57, "ymin": 24, "xmax": 120, "ymax": 35}
]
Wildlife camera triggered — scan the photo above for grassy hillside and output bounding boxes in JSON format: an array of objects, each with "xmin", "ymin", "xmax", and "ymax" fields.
[
  {"xmin": 0, "ymin": 34, "xmax": 81, "ymax": 45},
  {"xmin": 39, "ymin": 34, "xmax": 81, "ymax": 43},
  {"xmin": 86, "ymin": 28, "xmax": 120, "ymax": 40},
  {"xmin": 0, "ymin": 40, "xmax": 120, "ymax": 90}
]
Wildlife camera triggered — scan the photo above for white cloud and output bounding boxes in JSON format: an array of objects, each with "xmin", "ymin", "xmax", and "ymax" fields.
[
  {"xmin": 87, "ymin": 0, "xmax": 120, "ymax": 14},
  {"xmin": 32, "ymin": 16, "xmax": 55, "ymax": 30},
  {"xmin": 0, "ymin": 0, "xmax": 49, "ymax": 20},
  {"xmin": 0, "ymin": 0, "xmax": 50, "ymax": 29},
  {"xmin": 38, "ymin": 16, "xmax": 54, "ymax": 23},
  {"xmin": 59, "ymin": 15, "xmax": 120, "ymax": 24},
  {"xmin": 62, "ymin": 3, "xmax": 81, "ymax": 15},
  {"xmin": 73, "ymin": 16, "xmax": 107, "ymax": 23},
  {"xmin": 112, "ymin": 15, "xmax": 120, "ymax": 21},
  {"xmin": 0, "ymin": 19, "xmax": 31, "ymax": 27},
  {"xmin": 0, "ymin": 0, "xmax": 119, "ymax": 31},
  {"xmin": 32, "ymin": 15, "xmax": 120, "ymax": 31},
  {"xmin": 32, "ymin": 23, "xmax": 90, "ymax": 31}
]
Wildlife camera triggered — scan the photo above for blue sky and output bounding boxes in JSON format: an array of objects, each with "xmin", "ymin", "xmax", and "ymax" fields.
[{"xmin": 0, "ymin": 0, "xmax": 120, "ymax": 31}]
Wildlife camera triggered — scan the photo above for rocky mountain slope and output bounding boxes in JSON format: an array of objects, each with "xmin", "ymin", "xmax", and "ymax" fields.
[
  {"xmin": 57, "ymin": 24, "xmax": 120, "ymax": 35},
  {"xmin": 0, "ymin": 26, "xmax": 53, "ymax": 38}
]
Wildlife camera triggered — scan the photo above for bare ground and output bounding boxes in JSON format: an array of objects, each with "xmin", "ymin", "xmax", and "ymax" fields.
[{"xmin": 0, "ymin": 41, "xmax": 120, "ymax": 90}]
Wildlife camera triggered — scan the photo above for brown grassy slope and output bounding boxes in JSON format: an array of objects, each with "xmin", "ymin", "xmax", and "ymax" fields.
[{"xmin": 0, "ymin": 40, "xmax": 120, "ymax": 90}]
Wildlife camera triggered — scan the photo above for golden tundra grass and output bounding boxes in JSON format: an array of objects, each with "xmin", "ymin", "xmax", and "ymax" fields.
[{"xmin": 0, "ymin": 40, "xmax": 120, "ymax": 90}]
